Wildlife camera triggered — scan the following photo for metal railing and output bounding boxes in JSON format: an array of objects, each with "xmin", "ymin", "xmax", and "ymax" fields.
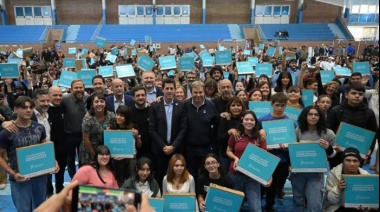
[
  {"xmin": 39, "ymin": 25, "xmax": 51, "ymax": 43},
  {"xmin": 90, "ymin": 19, "xmax": 104, "ymax": 42}
]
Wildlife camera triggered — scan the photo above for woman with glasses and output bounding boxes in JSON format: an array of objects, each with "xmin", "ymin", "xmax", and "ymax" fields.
[
  {"xmin": 73, "ymin": 145, "xmax": 118, "ymax": 188},
  {"xmin": 162, "ymin": 154, "xmax": 195, "ymax": 194},
  {"xmin": 196, "ymin": 153, "xmax": 233, "ymax": 212},
  {"xmin": 226, "ymin": 110, "xmax": 270, "ymax": 212}
]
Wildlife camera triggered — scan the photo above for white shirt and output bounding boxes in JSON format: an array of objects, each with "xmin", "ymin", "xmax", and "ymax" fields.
[
  {"xmin": 34, "ymin": 109, "xmax": 51, "ymax": 142},
  {"xmin": 113, "ymin": 94, "xmax": 124, "ymax": 113}
]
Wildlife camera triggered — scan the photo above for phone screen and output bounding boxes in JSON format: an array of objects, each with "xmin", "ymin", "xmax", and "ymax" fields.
[{"xmin": 72, "ymin": 185, "xmax": 141, "ymax": 212}]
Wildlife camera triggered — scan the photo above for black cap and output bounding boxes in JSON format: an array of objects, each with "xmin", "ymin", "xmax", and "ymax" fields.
[{"xmin": 342, "ymin": 147, "xmax": 362, "ymax": 164}]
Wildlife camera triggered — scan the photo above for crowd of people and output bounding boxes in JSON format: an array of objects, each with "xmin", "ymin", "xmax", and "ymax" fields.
[{"xmin": 0, "ymin": 41, "xmax": 379, "ymax": 212}]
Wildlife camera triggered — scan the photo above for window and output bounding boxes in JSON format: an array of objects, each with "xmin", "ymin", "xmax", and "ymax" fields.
[
  {"xmin": 34, "ymin": 7, "xmax": 42, "ymax": 16},
  {"xmin": 164, "ymin": 6, "xmax": 171, "ymax": 15},
  {"xmin": 282, "ymin": 6, "xmax": 290, "ymax": 15},
  {"xmin": 256, "ymin": 5, "xmax": 264, "ymax": 16},
  {"xmin": 128, "ymin": 5, "xmax": 136, "ymax": 15},
  {"xmin": 15, "ymin": 7, "xmax": 24, "ymax": 17},
  {"xmin": 24, "ymin": 7, "xmax": 33, "ymax": 16},
  {"xmin": 174, "ymin": 6, "xmax": 181, "ymax": 15},
  {"xmin": 42, "ymin": 6, "xmax": 51, "ymax": 16},
  {"xmin": 359, "ymin": 5, "xmax": 369, "ymax": 13},
  {"xmin": 264, "ymin": 6, "xmax": 272, "ymax": 16},
  {"xmin": 273, "ymin": 6, "xmax": 281, "ymax": 16},
  {"xmin": 137, "ymin": 6, "xmax": 144, "ymax": 16},
  {"xmin": 119, "ymin": 5, "xmax": 127, "ymax": 16},
  {"xmin": 145, "ymin": 6, "xmax": 152, "ymax": 15},
  {"xmin": 352, "ymin": 5, "xmax": 360, "ymax": 13},
  {"xmin": 182, "ymin": 5, "xmax": 189, "ymax": 16},
  {"xmin": 368, "ymin": 5, "xmax": 377, "ymax": 13},
  {"xmin": 157, "ymin": 6, "xmax": 164, "ymax": 16}
]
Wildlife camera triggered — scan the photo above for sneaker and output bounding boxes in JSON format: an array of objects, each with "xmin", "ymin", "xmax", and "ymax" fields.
[
  {"xmin": 277, "ymin": 190, "xmax": 285, "ymax": 199},
  {"xmin": 0, "ymin": 183, "xmax": 6, "ymax": 190}
]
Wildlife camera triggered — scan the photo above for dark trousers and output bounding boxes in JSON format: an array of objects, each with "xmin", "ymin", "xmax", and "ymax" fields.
[
  {"xmin": 265, "ymin": 162, "xmax": 289, "ymax": 209},
  {"xmin": 152, "ymin": 151, "xmax": 172, "ymax": 191},
  {"xmin": 185, "ymin": 146, "xmax": 212, "ymax": 182},
  {"xmin": 47, "ymin": 139, "xmax": 67, "ymax": 195},
  {"xmin": 65, "ymin": 133, "xmax": 82, "ymax": 179},
  {"xmin": 112, "ymin": 158, "xmax": 136, "ymax": 187}
]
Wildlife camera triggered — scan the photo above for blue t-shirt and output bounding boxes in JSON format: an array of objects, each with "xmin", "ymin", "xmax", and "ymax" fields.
[{"xmin": 0, "ymin": 121, "xmax": 46, "ymax": 173}]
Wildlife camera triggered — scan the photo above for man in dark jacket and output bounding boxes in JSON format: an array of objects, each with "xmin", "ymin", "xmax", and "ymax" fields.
[{"xmin": 327, "ymin": 83, "xmax": 377, "ymax": 168}]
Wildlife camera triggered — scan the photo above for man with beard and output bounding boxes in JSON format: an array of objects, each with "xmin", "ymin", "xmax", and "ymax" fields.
[
  {"xmin": 184, "ymin": 71, "xmax": 197, "ymax": 98},
  {"xmin": 210, "ymin": 66, "xmax": 223, "ymax": 84},
  {"xmin": 212, "ymin": 79, "xmax": 233, "ymax": 115},
  {"xmin": 62, "ymin": 79, "xmax": 88, "ymax": 178},
  {"xmin": 128, "ymin": 71, "xmax": 163, "ymax": 104},
  {"xmin": 129, "ymin": 86, "xmax": 151, "ymax": 159},
  {"xmin": 105, "ymin": 78, "xmax": 134, "ymax": 113}
]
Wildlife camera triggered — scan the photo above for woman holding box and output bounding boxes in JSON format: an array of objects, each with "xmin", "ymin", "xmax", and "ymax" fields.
[
  {"xmin": 80, "ymin": 93, "xmax": 115, "ymax": 165},
  {"xmin": 196, "ymin": 153, "xmax": 233, "ymax": 212},
  {"xmin": 108, "ymin": 105, "xmax": 142, "ymax": 187},
  {"xmin": 290, "ymin": 106, "xmax": 336, "ymax": 212},
  {"xmin": 226, "ymin": 110, "xmax": 269, "ymax": 212}
]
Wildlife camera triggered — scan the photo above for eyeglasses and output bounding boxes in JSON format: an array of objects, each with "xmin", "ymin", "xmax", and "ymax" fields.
[{"xmin": 205, "ymin": 161, "xmax": 218, "ymax": 166}]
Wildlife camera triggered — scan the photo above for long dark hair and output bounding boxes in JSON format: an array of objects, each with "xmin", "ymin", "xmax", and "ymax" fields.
[
  {"xmin": 200, "ymin": 153, "xmax": 224, "ymax": 176},
  {"xmin": 88, "ymin": 93, "xmax": 107, "ymax": 116},
  {"xmin": 109, "ymin": 105, "xmax": 133, "ymax": 130},
  {"xmin": 92, "ymin": 145, "xmax": 116, "ymax": 184},
  {"xmin": 274, "ymin": 71, "xmax": 293, "ymax": 92},
  {"xmin": 239, "ymin": 110, "xmax": 261, "ymax": 140},
  {"xmin": 297, "ymin": 106, "xmax": 326, "ymax": 135},
  {"xmin": 131, "ymin": 157, "xmax": 154, "ymax": 184}
]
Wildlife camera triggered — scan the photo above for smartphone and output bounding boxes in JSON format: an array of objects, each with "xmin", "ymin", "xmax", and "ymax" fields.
[{"xmin": 71, "ymin": 184, "xmax": 141, "ymax": 212}]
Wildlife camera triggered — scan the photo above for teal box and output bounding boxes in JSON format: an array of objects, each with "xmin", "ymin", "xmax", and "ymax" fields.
[
  {"xmin": 353, "ymin": 61, "xmax": 370, "ymax": 75},
  {"xmin": 205, "ymin": 184, "xmax": 244, "ymax": 212},
  {"xmin": 248, "ymin": 101, "xmax": 272, "ymax": 119},
  {"xmin": 148, "ymin": 198, "xmax": 165, "ymax": 212},
  {"xmin": 178, "ymin": 57, "xmax": 194, "ymax": 71},
  {"xmin": 255, "ymin": 63, "xmax": 273, "ymax": 77},
  {"xmin": 262, "ymin": 119, "xmax": 297, "ymax": 148},
  {"xmin": 98, "ymin": 66, "xmax": 114, "ymax": 78},
  {"xmin": 116, "ymin": 65, "xmax": 135, "ymax": 78},
  {"xmin": 320, "ymin": 71, "xmax": 335, "ymax": 85},
  {"xmin": 138, "ymin": 55, "xmax": 155, "ymax": 71},
  {"xmin": 82, "ymin": 47, "xmax": 89, "ymax": 54},
  {"xmin": 343, "ymin": 175, "xmax": 379, "ymax": 208},
  {"xmin": 243, "ymin": 50, "xmax": 251, "ymax": 55},
  {"xmin": 259, "ymin": 43, "xmax": 264, "ymax": 50},
  {"xmin": 104, "ymin": 130, "xmax": 135, "ymax": 158},
  {"xmin": 284, "ymin": 106, "xmax": 301, "ymax": 127},
  {"xmin": 202, "ymin": 56, "xmax": 214, "ymax": 67},
  {"xmin": 237, "ymin": 61, "xmax": 254, "ymax": 75},
  {"xmin": 333, "ymin": 67, "xmax": 352, "ymax": 76},
  {"xmin": 111, "ymin": 47, "xmax": 119, "ymax": 55},
  {"xmin": 68, "ymin": 47, "xmax": 76, "ymax": 55},
  {"xmin": 248, "ymin": 57, "xmax": 259, "ymax": 67},
  {"xmin": 130, "ymin": 39, "xmax": 136, "ymax": 46},
  {"xmin": 159, "ymin": 55, "xmax": 176, "ymax": 70},
  {"xmin": 58, "ymin": 71, "xmax": 77, "ymax": 88},
  {"xmin": 266, "ymin": 46, "xmax": 276, "ymax": 57},
  {"xmin": 288, "ymin": 142, "xmax": 327, "ymax": 172},
  {"xmin": 215, "ymin": 51, "xmax": 232, "ymax": 65},
  {"xmin": 0, "ymin": 63, "xmax": 19, "ymax": 78},
  {"xmin": 223, "ymin": 72, "xmax": 229, "ymax": 79},
  {"xmin": 77, "ymin": 69, "xmax": 96, "ymax": 88},
  {"xmin": 301, "ymin": 89, "xmax": 314, "ymax": 107},
  {"xmin": 63, "ymin": 58, "xmax": 75, "ymax": 68},
  {"xmin": 95, "ymin": 37, "xmax": 107, "ymax": 48},
  {"xmin": 336, "ymin": 122, "xmax": 376, "ymax": 157},
  {"xmin": 16, "ymin": 142, "xmax": 56, "ymax": 178},
  {"xmin": 237, "ymin": 143, "xmax": 280, "ymax": 184},
  {"xmin": 163, "ymin": 194, "xmax": 196, "ymax": 212},
  {"xmin": 105, "ymin": 54, "xmax": 117, "ymax": 63},
  {"xmin": 183, "ymin": 51, "xmax": 198, "ymax": 61}
]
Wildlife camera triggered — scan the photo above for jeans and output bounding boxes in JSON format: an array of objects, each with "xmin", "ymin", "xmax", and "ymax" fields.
[
  {"xmin": 265, "ymin": 162, "xmax": 289, "ymax": 209},
  {"xmin": 10, "ymin": 175, "xmax": 47, "ymax": 212},
  {"xmin": 229, "ymin": 173, "xmax": 262, "ymax": 212},
  {"xmin": 290, "ymin": 172, "xmax": 324, "ymax": 212},
  {"xmin": 0, "ymin": 153, "xmax": 7, "ymax": 184},
  {"xmin": 47, "ymin": 139, "xmax": 68, "ymax": 195},
  {"xmin": 219, "ymin": 149, "xmax": 231, "ymax": 174},
  {"xmin": 65, "ymin": 133, "xmax": 82, "ymax": 179}
]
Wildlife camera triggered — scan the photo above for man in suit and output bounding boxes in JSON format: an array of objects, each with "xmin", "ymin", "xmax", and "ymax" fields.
[
  {"xmin": 105, "ymin": 78, "xmax": 134, "ymax": 113},
  {"xmin": 126, "ymin": 71, "xmax": 163, "ymax": 104},
  {"xmin": 149, "ymin": 78, "xmax": 187, "ymax": 187}
]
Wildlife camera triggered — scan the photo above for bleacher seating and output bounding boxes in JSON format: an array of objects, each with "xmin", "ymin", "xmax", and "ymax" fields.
[
  {"xmin": 0, "ymin": 25, "xmax": 46, "ymax": 44},
  {"xmin": 98, "ymin": 24, "xmax": 232, "ymax": 43},
  {"xmin": 75, "ymin": 25, "xmax": 98, "ymax": 42},
  {"xmin": 259, "ymin": 24, "xmax": 335, "ymax": 41}
]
